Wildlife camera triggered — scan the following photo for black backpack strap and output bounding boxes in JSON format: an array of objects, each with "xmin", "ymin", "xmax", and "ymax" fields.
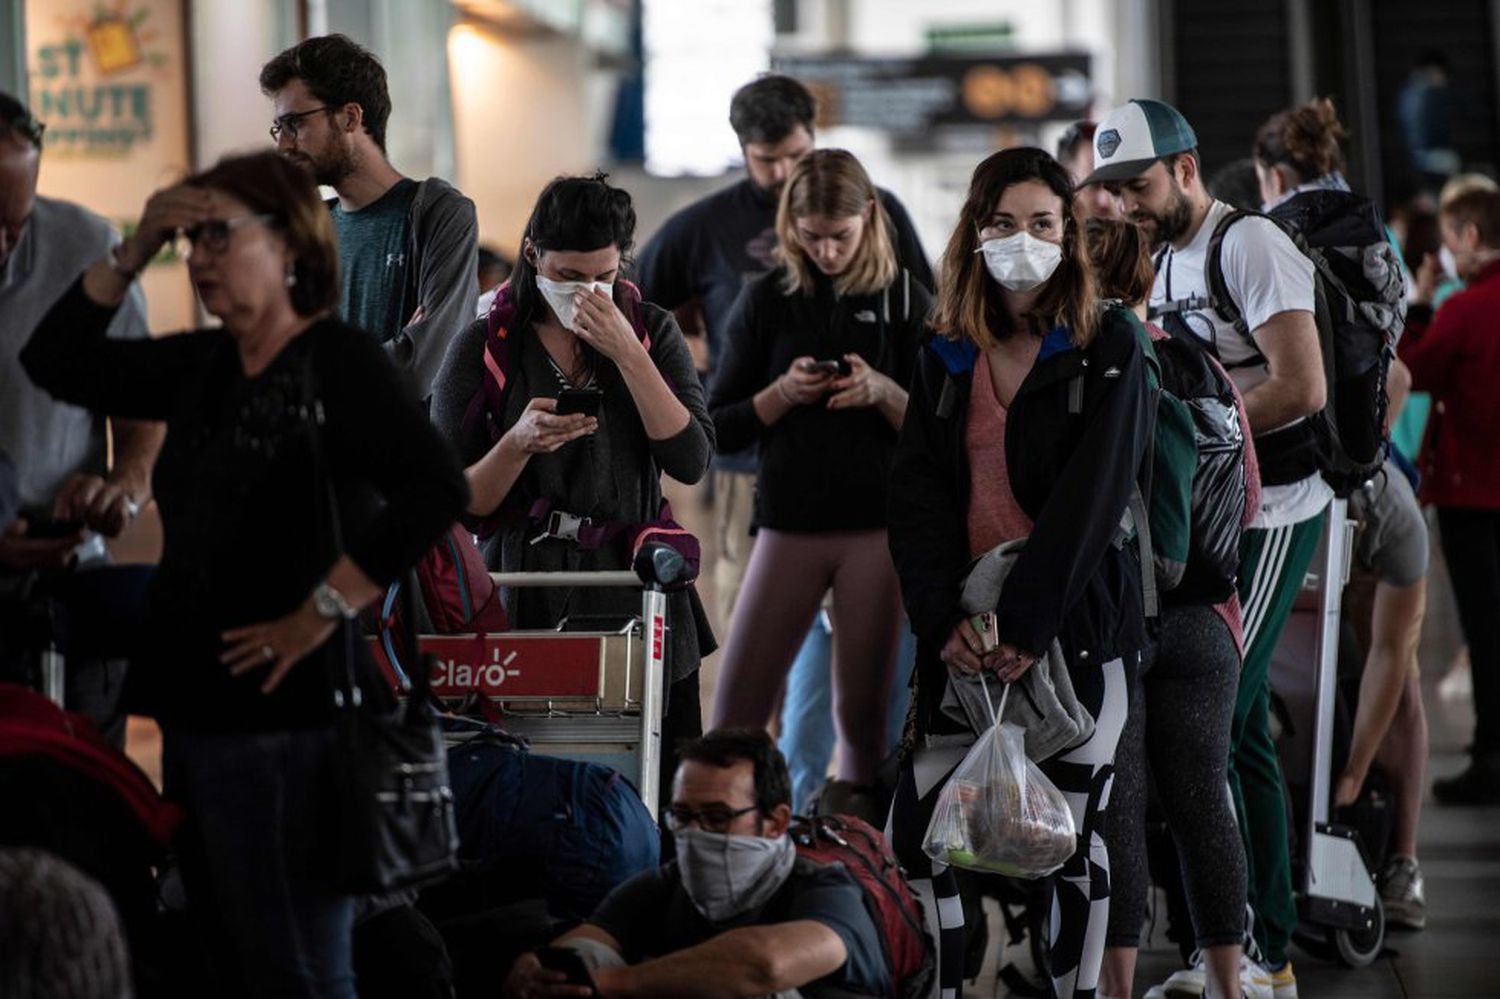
[{"xmin": 1203, "ymin": 209, "xmax": 1273, "ymax": 368}]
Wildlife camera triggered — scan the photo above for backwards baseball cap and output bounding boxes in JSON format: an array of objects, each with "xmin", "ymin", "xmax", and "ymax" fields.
[{"xmin": 1083, "ymin": 98, "xmax": 1197, "ymax": 186}]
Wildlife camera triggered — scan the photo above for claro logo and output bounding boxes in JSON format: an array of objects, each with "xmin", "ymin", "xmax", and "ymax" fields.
[{"xmin": 431, "ymin": 648, "xmax": 520, "ymax": 690}]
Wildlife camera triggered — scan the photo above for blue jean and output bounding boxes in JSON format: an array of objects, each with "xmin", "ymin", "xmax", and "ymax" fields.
[
  {"xmin": 779, "ymin": 614, "xmax": 916, "ymax": 812},
  {"xmin": 163, "ymin": 726, "xmax": 356, "ymax": 998}
]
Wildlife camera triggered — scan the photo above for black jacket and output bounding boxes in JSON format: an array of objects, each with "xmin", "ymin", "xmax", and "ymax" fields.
[
  {"xmin": 888, "ymin": 307, "xmax": 1153, "ymax": 731},
  {"xmin": 710, "ymin": 267, "xmax": 930, "ymax": 532}
]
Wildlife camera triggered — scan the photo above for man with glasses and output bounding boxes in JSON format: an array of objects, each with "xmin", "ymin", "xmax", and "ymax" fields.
[
  {"xmin": 502, "ymin": 728, "xmax": 890, "ymax": 998},
  {"xmin": 259, "ymin": 34, "xmax": 477, "ymax": 403},
  {"xmin": 0, "ymin": 93, "xmax": 162, "ymax": 743}
]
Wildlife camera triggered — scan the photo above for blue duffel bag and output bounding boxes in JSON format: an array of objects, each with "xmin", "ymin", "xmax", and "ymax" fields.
[{"xmin": 445, "ymin": 728, "xmax": 659, "ymax": 924}]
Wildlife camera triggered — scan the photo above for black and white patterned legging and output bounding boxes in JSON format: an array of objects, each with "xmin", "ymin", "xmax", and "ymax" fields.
[{"xmin": 890, "ymin": 655, "xmax": 1134, "ymax": 999}]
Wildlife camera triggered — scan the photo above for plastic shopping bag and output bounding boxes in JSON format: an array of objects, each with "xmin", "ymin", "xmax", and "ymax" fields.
[{"xmin": 921, "ymin": 677, "xmax": 1076, "ymax": 878}]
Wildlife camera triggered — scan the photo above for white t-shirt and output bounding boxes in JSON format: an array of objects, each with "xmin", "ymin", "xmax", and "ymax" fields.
[{"xmin": 1150, "ymin": 199, "xmax": 1331, "ymax": 529}]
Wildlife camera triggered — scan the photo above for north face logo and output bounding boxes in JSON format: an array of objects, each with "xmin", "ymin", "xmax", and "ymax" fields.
[{"xmin": 1097, "ymin": 128, "xmax": 1122, "ymax": 159}]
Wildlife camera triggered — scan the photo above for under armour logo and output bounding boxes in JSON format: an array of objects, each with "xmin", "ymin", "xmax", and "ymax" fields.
[{"xmin": 386, "ymin": 252, "xmax": 405, "ymax": 268}]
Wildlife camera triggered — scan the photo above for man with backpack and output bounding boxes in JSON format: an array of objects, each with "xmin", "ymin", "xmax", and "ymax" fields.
[
  {"xmin": 1091, "ymin": 99, "xmax": 1329, "ymax": 999},
  {"xmin": 260, "ymin": 34, "xmax": 478, "ymax": 403},
  {"xmin": 502, "ymin": 728, "xmax": 917, "ymax": 998}
]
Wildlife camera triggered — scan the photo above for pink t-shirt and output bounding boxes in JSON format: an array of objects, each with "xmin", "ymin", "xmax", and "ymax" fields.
[{"xmin": 966, "ymin": 353, "xmax": 1035, "ymax": 558}]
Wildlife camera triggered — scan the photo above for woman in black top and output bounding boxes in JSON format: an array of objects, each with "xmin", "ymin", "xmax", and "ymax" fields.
[
  {"xmin": 430, "ymin": 175, "xmax": 715, "ymax": 810},
  {"xmin": 707, "ymin": 149, "xmax": 930, "ymax": 795},
  {"xmin": 886, "ymin": 149, "xmax": 1152, "ymax": 998},
  {"xmin": 21, "ymin": 152, "xmax": 466, "ymax": 998}
]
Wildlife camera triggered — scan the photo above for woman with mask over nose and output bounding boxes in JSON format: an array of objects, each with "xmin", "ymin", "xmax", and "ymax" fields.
[
  {"xmin": 432, "ymin": 174, "xmax": 716, "ymax": 807},
  {"xmin": 887, "ymin": 148, "xmax": 1153, "ymax": 999},
  {"xmin": 708, "ymin": 149, "xmax": 931, "ymax": 816}
]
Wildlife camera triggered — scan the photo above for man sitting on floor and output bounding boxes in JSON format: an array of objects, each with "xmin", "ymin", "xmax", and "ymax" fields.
[{"xmin": 502, "ymin": 728, "xmax": 889, "ymax": 998}]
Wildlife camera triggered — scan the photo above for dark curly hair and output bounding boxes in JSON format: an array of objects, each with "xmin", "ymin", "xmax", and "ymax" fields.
[
  {"xmin": 677, "ymin": 728, "xmax": 792, "ymax": 819},
  {"xmin": 259, "ymin": 34, "xmax": 392, "ymax": 152}
]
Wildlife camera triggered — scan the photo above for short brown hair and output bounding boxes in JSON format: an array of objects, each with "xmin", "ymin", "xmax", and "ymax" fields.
[
  {"xmin": 186, "ymin": 151, "xmax": 339, "ymax": 317},
  {"xmin": 1085, "ymin": 217, "xmax": 1156, "ymax": 308},
  {"xmin": 1442, "ymin": 188, "xmax": 1500, "ymax": 249},
  {"xmin": 775, "ymin": 149, "xmax": 897, "ymax": 297},
  {"xmin": 259, "ymin": 34, "xmax": 392, "ymax": 152},
  {"xmin": 931, "ymin": 147, "xmax": 1097, "ymax": 350}
]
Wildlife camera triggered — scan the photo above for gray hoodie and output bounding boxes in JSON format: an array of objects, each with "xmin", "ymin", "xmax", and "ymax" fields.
[{"xmin": 935, "ymin": 539, "xmax": 1096, "ymax": 761}]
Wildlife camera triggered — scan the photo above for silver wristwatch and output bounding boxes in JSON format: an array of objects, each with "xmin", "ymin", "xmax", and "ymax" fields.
[{"xmin": 311, "ymin": 581, "xmax": 358, "ymax": 621}]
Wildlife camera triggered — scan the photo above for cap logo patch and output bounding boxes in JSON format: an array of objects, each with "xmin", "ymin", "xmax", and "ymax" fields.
[{"xmin": 1097, "ymin": 128, "xmax": 1122, "ymax": 159}]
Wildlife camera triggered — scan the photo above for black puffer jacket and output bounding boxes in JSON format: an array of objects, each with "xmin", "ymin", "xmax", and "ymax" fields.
[{"xmin": 888, "ymin": 307, "xmax": 1153, "ymax": 732}]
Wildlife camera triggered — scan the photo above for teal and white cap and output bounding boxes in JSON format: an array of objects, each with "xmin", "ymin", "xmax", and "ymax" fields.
[{"xmin": 1083, "ymin": 99, "xmax": 1198, "ymax": 186}]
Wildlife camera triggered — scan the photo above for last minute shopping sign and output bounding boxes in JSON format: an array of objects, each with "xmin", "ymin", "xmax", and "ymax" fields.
[{"xmin": 773, "ymin": 52, "xmax": 1092, "ymax": 133}]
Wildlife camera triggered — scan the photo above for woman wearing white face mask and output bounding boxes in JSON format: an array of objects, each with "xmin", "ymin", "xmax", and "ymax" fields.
[
  {"xmin": 887, "ymin": 148, "xmax": 1153, "ymax": 999},
  {"xmin": 431, "ymin": 174, "xmax": 717, "ymax": 807},
  {"xmin": 707, "ymin": 149, "xmax": 931, "ymax": 815}
]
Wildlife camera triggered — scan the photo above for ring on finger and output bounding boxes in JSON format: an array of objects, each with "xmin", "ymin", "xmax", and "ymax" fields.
[{"xmin": 260, "ymin": 644, "xmax": 275, "ymax": 661}]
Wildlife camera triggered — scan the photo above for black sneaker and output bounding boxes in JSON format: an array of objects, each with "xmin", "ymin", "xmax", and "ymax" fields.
[{"xmin": 1432, "ymin": 760, "xmax": 1500, "ymax": 805}]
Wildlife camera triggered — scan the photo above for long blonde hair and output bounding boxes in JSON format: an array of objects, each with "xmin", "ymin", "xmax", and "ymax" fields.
[
  {"xmin": 775, "ymin": 149, "xmax": 898, "ymax": 297},
  {"xmin": 930, "ymin": 147, "xmax": 1096, "ymax": 350}
]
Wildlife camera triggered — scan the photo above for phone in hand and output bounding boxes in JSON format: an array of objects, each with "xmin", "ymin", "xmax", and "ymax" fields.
[
  {"xmin": 535, "ymin": 947, "xmax": 596, "ymax": 989},
  {"xmin": 555, "ymin": 388, "xmax": 604, "ymax": 418},
  {"xmin": 801, "ymin": 358, "xmax": 852, "ymax": 377},
  {"xmin": 969, "ymin": 610, "xmax": 999, "ymax": 653},
  {"xmin": 23, "ymin": 514, "xmax": 85, "ymax": 540}
]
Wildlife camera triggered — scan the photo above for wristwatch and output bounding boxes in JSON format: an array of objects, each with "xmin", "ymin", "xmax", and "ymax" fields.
[{"xmin": 311, "ymin": 581, "xmax": 359, "ymax": 621}]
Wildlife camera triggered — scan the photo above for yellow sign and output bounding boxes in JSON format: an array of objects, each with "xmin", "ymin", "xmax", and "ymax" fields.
[{"xmin": 26, "ymin": 0, "xmax": 194, "ymax": 330}]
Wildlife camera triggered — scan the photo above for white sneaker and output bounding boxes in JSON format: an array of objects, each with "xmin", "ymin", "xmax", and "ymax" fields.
[{"xmin": 1146, "ymin": 952, "xmax": 1274, "ymax": 999}]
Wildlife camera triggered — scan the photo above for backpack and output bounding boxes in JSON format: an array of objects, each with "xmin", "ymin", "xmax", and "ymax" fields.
[
  {"xmin": 1131, "ymin": 322, "xmax": 1248, "ymax": 603},
  {"xmin": 789, "ymin": 813, "xmax": 935, "ymax": 999},
  {"xmin": 1200, "ymin": 192, "xmax": 1404, "ymax": 496},
  {"xmin": 442, "ymin": 728, "xmax": 660, "ymax": 924},
  {"xmin": 378, "ymin": 524, "xmax": 510, "ymax": 669}
]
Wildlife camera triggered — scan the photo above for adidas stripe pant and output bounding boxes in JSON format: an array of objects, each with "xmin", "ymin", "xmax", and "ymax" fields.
[{"xmin": 1231, "ymin": 512, "xmax": 1326, "ymax": 970}]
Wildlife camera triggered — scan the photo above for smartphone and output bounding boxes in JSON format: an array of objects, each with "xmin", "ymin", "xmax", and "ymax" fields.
[
  {"xmin": 969, "ymin": 610, "xmax": 999, "ymax": 653},
  {"xmin": 23, "ymin": 515, "xmax": 85, "ymax": 540},
  {"xmin": 555, "ymin": 388, "xmax": 603, "ymax": 418},
  {"xmin": 535, "ymin": 947, "xmax": 595, "ymax": 987},
  {"xmin": 801, "ymin": 358, "xmax": 851, "ymax": 377}
]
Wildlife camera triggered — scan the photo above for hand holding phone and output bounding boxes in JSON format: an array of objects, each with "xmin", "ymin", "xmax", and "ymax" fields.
[
  {"xmin": 555, "ymin": 388, "xmax": 604, "ymax": 418},
  {"xmin": 535, "ymin": 947, "xmax": 598, "ymax": 992},
  {"xmin": 800, "ymin": 358, "xmax": 851, "ymax": 377}
]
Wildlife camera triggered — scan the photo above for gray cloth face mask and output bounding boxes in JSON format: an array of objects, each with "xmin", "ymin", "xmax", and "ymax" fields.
[{"xmin": 674, "ymin": 828, "xmax": 797, "ymax": 923}]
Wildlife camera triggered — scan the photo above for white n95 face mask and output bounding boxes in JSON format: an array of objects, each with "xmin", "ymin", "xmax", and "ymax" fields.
[
  {"xmin": 978, "ymin": 232, "xmax": 1064, "ymax": 292},
  {"xmin": 536, "ymin": 275, "xmax": 613, "ymax": 331}
]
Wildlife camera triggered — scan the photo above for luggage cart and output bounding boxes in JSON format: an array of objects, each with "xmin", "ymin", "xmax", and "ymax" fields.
[
  {"xmin": 369, "ymin": 568, "xmax": 670, "ymax": 820},
  {"xmin": 1268, "ymin": 498, "xmax": 1385, "ymax": 967}
]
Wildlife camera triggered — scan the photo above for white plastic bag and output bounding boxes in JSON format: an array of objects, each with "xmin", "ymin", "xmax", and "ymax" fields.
[{"xmin": 921, "ymin": 677, "xmax": 1077, "ymax": 878}]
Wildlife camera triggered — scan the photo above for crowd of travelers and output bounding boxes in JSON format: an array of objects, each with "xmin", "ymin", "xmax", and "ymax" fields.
[{"xmin": 2, "ymin": 30, "xmax": 1497, "ymax": 999}]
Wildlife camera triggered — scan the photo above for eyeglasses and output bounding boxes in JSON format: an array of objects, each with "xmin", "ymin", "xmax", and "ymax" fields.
[
  {"xmin": 269, "ymin": 106, "xmax": 330, "ymax": 141},
  {"xmin": 5, "ymin": 110, "xmax": 45, "ymax": 148},
  {"xmin": 663, "ymin": 803, "xmax": 759, "ymax": 833},
  {"xmin": 182, "ymin": 213, "xmax": 276, "ymax": 256}
]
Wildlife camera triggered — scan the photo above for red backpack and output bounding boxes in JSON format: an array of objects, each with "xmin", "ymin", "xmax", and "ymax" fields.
[
  {"xmin": 790, "ymin": 814, "xmax": 935, "ymax": 999},
  {"xmin": 377, "ymin": 523, "xmax": 511, "ymax": 672}
]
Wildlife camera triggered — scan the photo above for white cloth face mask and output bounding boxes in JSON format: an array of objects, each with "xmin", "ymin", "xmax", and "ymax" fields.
[
  {"xmin": 536, "ymin": 275, "xmax": 613, "ymax": 331},
  {"xmin": 978, "ymin": 232, "xmax": 1064, "ymax": 292}
]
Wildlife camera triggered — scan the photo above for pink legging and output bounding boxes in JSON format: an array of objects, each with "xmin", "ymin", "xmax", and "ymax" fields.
[{"xmin": 711, "ymin": 528, "xmax": 904, "ymax": 784}]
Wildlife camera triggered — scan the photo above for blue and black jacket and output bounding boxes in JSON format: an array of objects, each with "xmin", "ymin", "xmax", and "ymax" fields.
[{"xmin": 887, "ymin": 307, "xmax": 1153, "ymax": 732}]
